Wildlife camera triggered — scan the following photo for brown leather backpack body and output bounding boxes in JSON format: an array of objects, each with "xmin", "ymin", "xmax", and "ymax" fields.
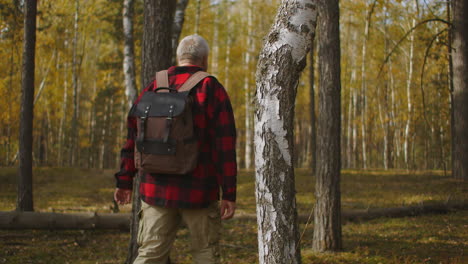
[{"xmin": 132, "ymin": 70, "xmax": 210, "ymax": 174}]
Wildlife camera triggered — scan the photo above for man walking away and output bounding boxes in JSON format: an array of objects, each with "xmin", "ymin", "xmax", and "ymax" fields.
[{"xmin": 114, "ymin": 34, "xmax": 237, "ymax": 264}]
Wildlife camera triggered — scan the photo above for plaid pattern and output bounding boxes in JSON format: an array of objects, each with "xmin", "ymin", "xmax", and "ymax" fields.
[{"xmin": 115, "ymin": 66, "xmax": 237, "ymax": 208}]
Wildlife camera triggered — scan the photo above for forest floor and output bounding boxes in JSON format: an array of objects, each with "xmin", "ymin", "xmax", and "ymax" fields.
[{"xmin": 0, "ymin": 167, "xmax": 466, "ymax": 264}]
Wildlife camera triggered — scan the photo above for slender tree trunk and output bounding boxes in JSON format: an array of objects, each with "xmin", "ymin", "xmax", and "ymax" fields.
[
  {"xmin": 379, "ymin": 6, "xmax": 391, "ymax": 169},
  {"xmin": 211, "ymin": 2, "xmax": 220, "ymax": 77},
  {"xmin": 172, "ymin": 0, "xmax": 189, "ymax": 63},
  {"xmin": 100, "ymin": 97, "xmax": 109, "ymax": 169},
  {"xmin": 7, "ymin": 34, "xmax": 16, "ymax": 165},
  {"xmin": 404, "ymin": 9, "xmax": 416, "ymax": 169},
  {"xmin": 447, "ymin": 0, "xmax": 454, "ymax": 176},
  {"xmin": 451, "ymin": 0, "xmax": 468, "ymax": 181},
  {"xmin": 352, "ymin": 81, "xmax": 358, "ymax": 167},
  {"xmin": 360, "ymin": 0, "xmax": 377, "ymax": 169},
  {"xmin": 313, "ymin": 0, "xmax": 342, "ymax": 252},
  {"xmin": 58, "ymin": 59, "xmax": 69, "ymax": 167},
  {"xmin": 223, "ymin": 0, "xmax": 231, "ymax": 91},
  {"xmin": 194, "ymin": 0, "xmax": 201, "ymax": 34},
  {"xmin": 17, "ymin": 0, "xmax": 37, "ymax": 212},
  {"xmin": 127, "ymin": 1, "xmax": 176, "ymax": 263},
  {"xmin": 123, "ymin": 0, "xmax": 138, "ymax": 107},
  {"xmin": 309, "ymin": 32, "xmax": 317, "ymax": 171},
  {"xmin": 88, "ymin": 81, "xmax": 97, "ymax": 168},
  {"xmin": 346, "ymin": 27, "xmax": 358, "ymax": 169},
  {"xmin": 346, "ymin": 85, "xmax": 353, "ymax": 168},
  {"xmin": 244, "ymin": 0, "xmax": 253, "ymax": 169},
  {"xmin": 70, "ymin": 0, "xmax": 80, "ymax": 166},
  {"xmin": 255, "ymin": 1, "xmax": 317, "ymax": 263}
]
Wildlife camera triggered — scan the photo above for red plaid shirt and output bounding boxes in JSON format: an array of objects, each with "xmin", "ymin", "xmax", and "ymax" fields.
[{"xmin": 115, "ymin": 66, "xmax": 237, "ymax": 208}]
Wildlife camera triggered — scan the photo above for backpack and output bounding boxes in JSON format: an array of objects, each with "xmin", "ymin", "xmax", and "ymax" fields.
[{"xmin": 132, "ymin": 70, "xmax": 210, "ymax": 174}]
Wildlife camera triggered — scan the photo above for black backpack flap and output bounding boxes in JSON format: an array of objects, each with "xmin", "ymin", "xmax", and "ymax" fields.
[{"xmin": 133, "ymin": 91, "xmax": 190, "ymax": 117}]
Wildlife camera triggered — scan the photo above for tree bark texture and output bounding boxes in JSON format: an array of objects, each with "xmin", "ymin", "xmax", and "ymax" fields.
[
  {"xmin": 123, "ymin": 0, "xmax": 138, "ymax": 107},
  {"xmin": 141, "ymin": 0, "xmax": 176, "ymax": 87},
  {"xmin": 127, "ymin": 1, "xmax": 176, "ymax": 263},
  {"xmin": 255, "ymin": 1, "xmax": 317, "ymax": 263},
  {"xmin": 313, "ymin": 0, "xmax": 342, "ymax": 252},
  {"xmin": 17, "ymin": 0, "xmax": 37, "ymax": 212},
  {"xmin": 451, "ymin": 0, "xmax": 468, "ymax": 181}
]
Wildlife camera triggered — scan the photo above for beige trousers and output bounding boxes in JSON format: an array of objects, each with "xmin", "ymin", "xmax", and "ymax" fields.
[{"xmin": 133, "ymin": 200, "xmax": 221, "ymax": 264}]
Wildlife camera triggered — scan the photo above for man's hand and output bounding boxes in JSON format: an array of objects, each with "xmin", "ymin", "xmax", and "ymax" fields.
[
  {"xmin": 220, "ymin": 200, "xmax": 236, "ymax": 220},
  {"xmin": 114, "ymin": 188, "xmax": 132, "ymax": 205}
]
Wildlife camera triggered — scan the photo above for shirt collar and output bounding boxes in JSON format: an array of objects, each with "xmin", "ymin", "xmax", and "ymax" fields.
[{"xmin": 168, "ymin": 65, "xmax": 204, "ymax": 75}]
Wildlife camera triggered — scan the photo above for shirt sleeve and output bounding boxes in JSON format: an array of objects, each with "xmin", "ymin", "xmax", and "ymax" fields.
[
  {"xmin": 114, "ymin": 82, "xmax": 154, "ymax": 189},
  {"xmin": 208, "ymin": 78, "xmax": 237, "ymax": 202}
]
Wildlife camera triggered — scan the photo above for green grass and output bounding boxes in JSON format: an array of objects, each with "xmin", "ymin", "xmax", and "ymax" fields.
[
  {"xmin": 237, "ymin": 168, "xmax": 466, "ymax": 215},
  {"xmin": 0, "ymin": 167, "xmax": 126, "ymax": 213},
  {"xmin": 1, "ymin": 212, "xmax": 466, "ymax": 263},
  {"xmin": 0, "ymin": 167, "xmax": 466, "ymax": 263}
]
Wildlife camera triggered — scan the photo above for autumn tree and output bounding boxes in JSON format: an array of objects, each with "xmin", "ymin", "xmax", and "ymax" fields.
[
  {"xmin": 312, "ymin": 0, "xmax": 342, "ymax": 252},
  {"xmin": 17, "ymin": 0, "xmax": 37, "ymax": 212},
  {"xmin": 451, "ymin": 0, "xmax": 468, "ymax": 181},
  {"xmin": 126, "ymin": 1, "xmax": 176, "ymax": 263},
  {"xmin": 254, "ymin": 0, "xmax": 317, "ymax": 263}
]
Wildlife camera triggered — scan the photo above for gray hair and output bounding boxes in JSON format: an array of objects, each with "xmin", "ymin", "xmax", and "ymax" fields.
[{"xmin": 176, "ymin": 34, "xmax": 210, "ymax": 63}]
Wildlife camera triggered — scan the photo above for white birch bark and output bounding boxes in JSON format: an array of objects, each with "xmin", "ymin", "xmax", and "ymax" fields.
[
  {"xmin": 360, "ymin": 2, "xmax": 372, "ymax": 169},
  {"xmin": 172, "ymin": 0, "xmax": 189, "ymax": 61},
  {"xmin": 255, "ymin": 1, "xmax": 317, "ymax": 263},
  {"xmin": 404, "ymin": 12, "xmax": 416, "ymax": 168},
  {"xmin": 123, "ymin": 0, "xmax": 137, "ymax": 107},
  {"xmin": 403, "ymin": 1, "xmax": 417, "ymax": 168},
  {"xmin": 244, "ymin": 0, "xmax": 253, "ymax": 169}
]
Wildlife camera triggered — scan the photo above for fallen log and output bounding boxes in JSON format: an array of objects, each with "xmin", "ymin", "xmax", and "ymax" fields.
[
  {"xmin": 0, "ymin": 211, "xmax": 131, "ymax": 230},
  {"xmin": 0, "ymin": 201, "xmax": 466, "ymax": 229}
]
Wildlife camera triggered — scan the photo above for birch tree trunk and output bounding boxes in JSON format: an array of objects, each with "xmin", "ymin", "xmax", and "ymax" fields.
[
  {"xmin": 58, "ymin": 57, "xmax": 69, "ymax": 167},
  {"xmin": 312, "ymin": 0, "xmax": 342, "ymax": 252},
  {"xmin": 360, "ymin": 0, "xmax": 377, "ymax": 169},
  {"xmin": 404, "ymin": 3, "xmax": 416, "ymax": 169},
  {"xmin": 172, "ymin": 0, "xmax": 189, "ymax": 63},
  {"xmin": 127, "ymin": 1, "xmax": 176, "ymax": 263},
  {"xmin": 123, "ymin": 0, "xmax": 137, "ymax": 107},
  {"xmin": 244, "ymin": 0, "xmax": 253, "ymax": 169},
  {"xmin": 451, "ymin": 0, "xmax": 468, "ymax": 181},
  {"xmin": 17, "ymin": 0, "xmax": 37, "ymax": 212},
  {"xmin": 255, "ymin": 1, "xmax": 317, "ymax": 263}
]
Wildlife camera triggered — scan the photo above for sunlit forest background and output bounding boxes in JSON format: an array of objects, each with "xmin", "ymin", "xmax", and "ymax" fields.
[{"xmin": 0, "ymin": 0, "xmax": 452, "ymax": 171}]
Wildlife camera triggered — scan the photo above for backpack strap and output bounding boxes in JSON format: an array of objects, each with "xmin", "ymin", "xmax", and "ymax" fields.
[
  {"xmin": 155, "ymin": 70, "xmax": 169, "ymax": 88},
  {"xmin": 178, "ymin": 71, "xmax": 211, "ymax": 92}
]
